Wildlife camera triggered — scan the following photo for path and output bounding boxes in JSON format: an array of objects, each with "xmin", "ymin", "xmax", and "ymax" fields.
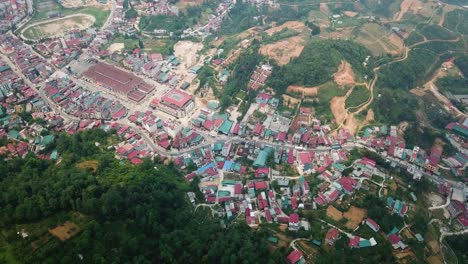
[
  {"xmin": 429, "ymin": 191, "xmax": 451, "ymax": 210},
  {"xmin": 334, "ymin": 47, "xmax": 409, "ymax": 134}
]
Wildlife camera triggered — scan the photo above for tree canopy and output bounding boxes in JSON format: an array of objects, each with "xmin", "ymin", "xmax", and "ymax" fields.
[{"xmin": 0, "ymin": 130, "xmax": 282, "ymax": 263}]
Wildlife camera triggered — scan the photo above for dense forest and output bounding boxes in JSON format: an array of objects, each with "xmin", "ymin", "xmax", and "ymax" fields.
[
  {"xmin": 0, "ymin": 130, "xmax": 283, "ymax": 263},
  {"xmin": 446, "ymin": 235, "xmax": 468, "ymax": 264}
]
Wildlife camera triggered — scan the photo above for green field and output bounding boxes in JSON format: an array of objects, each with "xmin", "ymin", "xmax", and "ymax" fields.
[
  {"xmin": 345, "ymin": 85, "xmax": 370, "ymax": 110},
  {"xmin": 142, "ymin": 38, "xmax": 176, "ymax": 55},
  {"xmin": 353, "ymin": 23, "xmax": 404, "ymax": 56},
  {"xmin": 417, "ymin": 24, "xmax": 458, "ymax": 40},
  {"xmin": 443, "ymin": 9, "xmax": 468, "ymax": 35},
  {"xmin": 404, "ymin": 31, "xmax": 425, "ymax": 46}
]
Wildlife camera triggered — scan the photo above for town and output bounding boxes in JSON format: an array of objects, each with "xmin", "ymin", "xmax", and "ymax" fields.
[{"xmin": 0, "ymin": 0, "xmax": 467, "ymax": 263}]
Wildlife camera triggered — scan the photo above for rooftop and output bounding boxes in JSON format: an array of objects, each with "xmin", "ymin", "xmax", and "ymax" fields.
[{"xmin": 161, "ymin": 89, "xmax": 192, "ymax": 108}]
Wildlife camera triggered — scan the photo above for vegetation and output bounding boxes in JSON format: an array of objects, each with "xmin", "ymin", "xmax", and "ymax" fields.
[
  {"xmin": 139, "ymin": 15, "xmax": 187, "ymax": 34},
  {"xmin": 220, "ymin": 41, "xmax": 262, "ymax": 110},
  {"xmin": 0, "ymin": 130, "xmax": 282, "ymax": 263},
  {"xmin": 378, "ymin": 48, "xmax": 438, "ymax": 90},
  {"xmin": 417, "ymin": 24, "xmax": 458, "ymax": 40},
  {"xmin": 306, "ymin": 21, "xmax": 321, "ymax": 36},
  {"xmin": 446, "ymin": 235, "xmax": 468, "ymax": 263},
  {"xmin": 268, "ymin": 40, "xmax": 373, "ymax": 96},
  {"xmin": 443, "ymin": 9, "xmax": 468, "ymax": 35},
  {"xmin": 219, "ymin": 1, "xmax": 261, "ymax": 35},
  {"xmin": 345, "ymin": 86, "xmax": 370, "ymax": 110},
  {"xmin": 298, "ymin": 82, "xmax": 350, "ymax": 121},
  {"xmin": 436, "ymin": 76, "xmax": 468, "ymax": 95},
  {"xmin": 454, "ymin": 55, "xmax": 468, "ymax": 76},
  {"xmin": 139, "ymin": 1, "xmax": 218, "ymax": 34},
  {"xmin": 404, "ymin": 32, "xmax": 424, "ymax": 46},
  {"xmin": 372, "ymin": 88, "xmax": 417, "ymax": 124},
  {"xmin": 125, "ymin": 8, "xmax": 138, "ymax": 19}
]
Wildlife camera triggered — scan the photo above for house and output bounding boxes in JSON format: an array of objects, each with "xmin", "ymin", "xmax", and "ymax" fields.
[
  {"xmin": 349, "ymin": 236, "xmax": 360, "ymax": 248},
  {"xmin": 254, "ymin": 181, "xmax": 268, "ymax": 190},
  {"xmin": 289, "ymin": 213, "xmax": 300, "ymax": 230},
  {"xmin": 365, "ymin": 218, "xmax": 380, "ymax": 232},
  {"xmin": 286, "ymin": 250, "xmax": 304, "ymax": 264},
  {"xmin": 325, "ymin": 228, "xmax": 340, "ymax": 245},
  {"xmin": 255, "ymin": 167, "xmax": 270, "ymax": 178},
  {"xmin": 387, "ymin": 234, "xmax": 407, "ymax": 250}
]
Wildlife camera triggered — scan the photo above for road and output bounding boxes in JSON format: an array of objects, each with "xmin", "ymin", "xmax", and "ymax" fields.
[{"xmin": 429, "ymin": 191, "xmax": 451, "ymax": 210}]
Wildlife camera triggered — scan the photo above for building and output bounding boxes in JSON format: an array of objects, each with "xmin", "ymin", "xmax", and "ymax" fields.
[
  {"xmin": 325, "ymin": 228, "xmax": 340, "ymax": 245},
  {"xmin": 289, "ymin": 213, "xmax": 300, "ymax": 231},
  {"xmin": 365, "ymin": 218, "xmax": 380, "ymax": 232},
  {"xmin": 155, "ymin": 89, "xmax": 195, "ymax": 118},
  {"xmin": 286, "ymin": 250, "xmax": 305, "ymax": 264},
  {"xmin": 82, "ymin": 62, "xmax": 152, "ymax": 102}
]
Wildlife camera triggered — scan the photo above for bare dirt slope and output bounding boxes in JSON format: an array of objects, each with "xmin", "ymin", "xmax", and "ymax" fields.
[
  {"xmin": 334, "ymin": 61, "xmax": 355, "ymax": 86},
  {"xmin": 286, "ymin": 85, "xmax": 318, "ymax": 97},
  {"xmin": 259, "ymin": 36, "xmax": 305, "ymax": 65}
]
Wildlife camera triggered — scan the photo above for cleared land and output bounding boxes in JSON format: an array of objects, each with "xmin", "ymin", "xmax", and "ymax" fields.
[
  {"xmin": 259, "ymin": 36, "xmax": 306, "ymax": 66},
  {"xmin": 61, "ymin": 0, "xmax": 101, "ymax": 8},
  {"xmin": 326, "ymin": 205, "xmax": 344, "ymax": 222},
  {"xmin": 107, "ymin": 43, "xmax": 125, "ymax": 53},
  {"xmin": 176, "ymin": 0, "xmax": 205, "ymax": 12},
  {"xmin": 174, "ymin": 41, "xmax": 203, "ymax": 71},
  {"xmin": 355, "ymin": 23, "xmax": 404, "ymax": 56},
  {"xmin": 343, "ymin": 206, "xmax": 367, "ymax": 230},
  {"xmin": 282, "ymin": 94, "xmax": 301, "ymax": 108},
  {"xmin": 76, "ymin": 160, "xmax": 99, "ymax": 172},
  {"xmin": 334, "ymin": 61, "xmax": 355, "ymax": 86},
  {"xmin": 394, "ymin": 0, "xmax": 427, "ymax": 21},
  {"xmin": 286, "ymin": 85, "xmax": 318, "ymax": 97},
  {"xmin": 48, "ymin": 221, "xmax": 80, "ymax": 241},
  {"xmin": 265, "ymin": 21, "xmax": 308, "ymax": 36},
  {"xmin": 22, "ymin": 14, "xmax": 95, "ymax": 40}
]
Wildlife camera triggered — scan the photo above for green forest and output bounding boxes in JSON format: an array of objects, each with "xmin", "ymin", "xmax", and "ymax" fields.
[{"xmin": 0, "ymin": 130, "xmax": 283, "ymax": 263}]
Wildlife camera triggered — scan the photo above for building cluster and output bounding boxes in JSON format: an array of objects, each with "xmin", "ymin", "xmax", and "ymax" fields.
[
  {"xmin": 314, "ymin": 157, "xmax": 382, "ymax": 206},
  {"xmin": 0, "ymin": 0, "xmax": 27, "ymax": 33},
  {"xmin": 110, "ymin": 123, "xmax": 154, "ymax": 164},
  {"xmin": 140, "ymin": 0, "xmax": 179, "ymax": 16},
  {"xmin": 43, "ymin": 76, "xmax": 128, "ymax": 120},
  {"xmin": 87, "ymin": 0, "xmax": 128, "ymax": 58},
  {"xmin": 445, "ymin": 120, "xmax": 468, "ymax": 155},
  {"xmin": 82, "ymin": 62, "xmax": 154, "ymax": 102},
  {"xmin": 447, "ymin": 200, "xmax": 468, "ymax": 228},
  {"xmin": 124, "ymin": 51, "xmax": 189, "ymax": 88},
  {"xmin": 386, "ymin": 197, "xmax": 408, "ymax": 217},
  {"xmin": 34, "ymin": 29, "xmax": 96, "ymax": 67},
  {"xmin": 128, "ymin": 110, "xmax": 204, "ymax": 150},
  {"xmin": 247, "ymin": 64, "xmax": 272, "ymax": 90},
  {"xmin": 181, "ymin": 1, "xmax": 233, "ymax": 38},
  {"xmin": 359, "ymin": 126, "xmax": 439, "ymax": 179},
  {"xmin": 0, "ymin": 34, "xmax": 53, "ymax": 83}
]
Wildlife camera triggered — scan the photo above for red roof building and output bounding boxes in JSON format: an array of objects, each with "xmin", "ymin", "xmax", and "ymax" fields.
[
  {"xmin": 365, "ymin": 218, "xmax": 380, "ymax": 232},
  {"xmin": 286, "ymin": 250, "xmax": 304, "ymax": 264},
  {"xmin": 325, "ymin": 228, "xmax": 340, "ymax": 245},
  {"xmin": 254, "ymin": 181, "xmax": 268, "ymax": 190},
  {"xmin": 161, "ymin": 89, "xmax": 193, "ymax": 108},
  {"xmin": 349, "ymin": 236, "xmax": 360, "ymax": 248}
]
